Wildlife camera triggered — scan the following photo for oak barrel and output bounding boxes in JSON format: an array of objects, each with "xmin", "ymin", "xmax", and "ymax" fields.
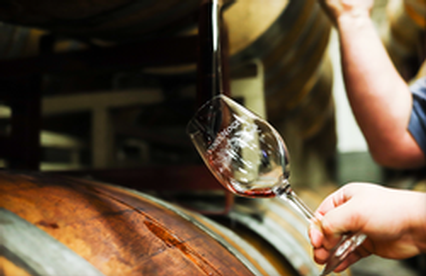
[
  {"xmin": 0, "ymin": 171, "xmax": 338, "ymax": 276},
  {"xmin": 0, "ymin": 171, "xmax": 351, "ymax": 276},
  {"xmin": 225, "ymin": 0, "xmax": 336, "ymax": 188},
  {"xmin": 223, "ymin": 0, "xmax": 334, "ymax": 140},
  {"xmin": 175, "ymin": 0, "xmax": 334, "ymax": 140},
  {"xmin": 0, "ymin": 171, "xmax": 264, "ymax": 276}
]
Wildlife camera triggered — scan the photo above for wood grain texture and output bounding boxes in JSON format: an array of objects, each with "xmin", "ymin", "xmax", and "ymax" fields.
[{"xmin": 0, "ymin": 171, "xmax": 257, "ymax": 276}]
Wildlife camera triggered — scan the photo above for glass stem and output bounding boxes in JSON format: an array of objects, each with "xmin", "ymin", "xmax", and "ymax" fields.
[{"xmin": 275, "ymin": 180, "xmax": 318, "ymax": 224}]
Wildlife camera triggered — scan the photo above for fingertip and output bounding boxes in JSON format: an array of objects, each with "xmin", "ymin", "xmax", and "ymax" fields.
[
  {"xmin": 309, "ymin": 224, "xmax": 323, "ymax": 248},
  {"xmin": 312, "ymin": 247, "xmax": 330, "ymax": 265}
]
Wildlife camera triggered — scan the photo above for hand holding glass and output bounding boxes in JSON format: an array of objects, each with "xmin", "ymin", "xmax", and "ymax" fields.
[{"xmin": 187, "ymin": 95, "xmax": 366, "ymax": 275}]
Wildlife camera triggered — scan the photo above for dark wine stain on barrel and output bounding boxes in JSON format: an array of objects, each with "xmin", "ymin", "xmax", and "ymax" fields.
[
  {"xmin": 144, "ymin": 218, "xmax": 223, "ymax": 276},
  {"xmin": 36, "ymin": 220, "xmax": 59, "ymax": 229}
]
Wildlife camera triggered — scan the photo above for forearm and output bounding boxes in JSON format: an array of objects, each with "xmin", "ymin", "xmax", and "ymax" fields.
[{"xmin": 336, "ymin": 11, "xmax": 424, "ymax": 168}]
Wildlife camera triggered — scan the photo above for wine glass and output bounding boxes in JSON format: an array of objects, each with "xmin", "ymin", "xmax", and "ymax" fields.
[{"xmin": 186, "ymin": 94, "xmax": 366, "ymax": 275}]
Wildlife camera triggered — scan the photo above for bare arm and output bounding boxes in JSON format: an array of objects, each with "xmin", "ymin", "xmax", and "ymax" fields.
[{"xmin": 320, "ymin": 0, "xmax": 425, "ymax": 168}]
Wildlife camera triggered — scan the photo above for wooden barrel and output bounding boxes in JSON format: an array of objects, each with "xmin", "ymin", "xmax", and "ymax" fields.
[
  {"xmin": 0, "ymin": 171, "xmax": 260, "ymax": 276},
  {"xmin": 0, "ymin": 171, "xmax": 350, "ymax": 276},
  {"xmin": 224, "ymin": 0, "xmax": 333, "ymax": 140},
  {"xmin": 383, "ymin": 0, "xmax": 426, "ymax": 79},
  {"xmin": 224, "ymin": 0, "xmax": 337, "ymax": 189},
  {"xmin": 222, "ymin": 0, "xmax": 336, "ymax": 187},
  {"xmin": 172, "ymin": 0, "xmax": 333, "ymax": 140}
]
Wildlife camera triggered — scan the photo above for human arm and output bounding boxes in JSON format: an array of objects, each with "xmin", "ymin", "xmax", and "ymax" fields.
[
  {"xmin": 309, "ymin": 183, "xmax": 426, "ymax": 272},
  {"xmin": 318, "ymin": 0, "xmax": 425, "ymax": 168}
]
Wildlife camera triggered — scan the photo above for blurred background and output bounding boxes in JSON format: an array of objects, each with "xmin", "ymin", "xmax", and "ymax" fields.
[{"xmin": 0, "ymin": 0, "xmax": 425, "ymax": 275}]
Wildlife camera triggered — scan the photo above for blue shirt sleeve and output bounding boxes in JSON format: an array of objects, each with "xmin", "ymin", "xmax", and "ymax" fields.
[{"xmin": 408, "ymin": 76, "xmax": 426, "ymax": 155}]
